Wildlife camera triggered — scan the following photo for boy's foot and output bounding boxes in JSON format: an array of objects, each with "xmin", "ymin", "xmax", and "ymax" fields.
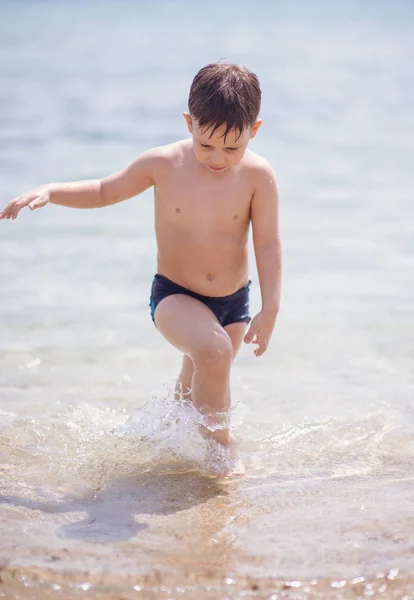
[
  {"xmin": 225, "ymin": 457, "xmax": 246, "ymax": 478},
  {"xmin": 217, "ymin": 434, "xmax": 245, "ymax": 478},
  {"xmin": 199, "ymin": 423, "xmax": 245, "ymax": 477}
]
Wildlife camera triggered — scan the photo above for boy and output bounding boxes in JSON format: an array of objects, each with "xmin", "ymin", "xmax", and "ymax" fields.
[{"xmin": 0, "ymin": 63, "xmax": 282, "ymax": 475}]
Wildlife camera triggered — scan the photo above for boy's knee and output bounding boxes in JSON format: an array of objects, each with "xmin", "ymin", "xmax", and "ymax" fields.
[{"xmin": 193, "ymin": 333, "xmax": 233, "ymax": 367}]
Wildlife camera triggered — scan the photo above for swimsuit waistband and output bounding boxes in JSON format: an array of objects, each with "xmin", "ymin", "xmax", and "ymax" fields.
[{"xmin": 153, "ymin": 274, "xmax": 251, "ymax": 300}]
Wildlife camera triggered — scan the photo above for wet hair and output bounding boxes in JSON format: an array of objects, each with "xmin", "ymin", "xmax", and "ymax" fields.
[{"xmin": 188, "ymin": 63, "xmax": 261, "ymax": 140}]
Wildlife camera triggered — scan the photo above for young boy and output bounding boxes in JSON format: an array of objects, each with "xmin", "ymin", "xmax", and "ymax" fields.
[{"xmin": 0, "ymin": 63, "xmax": 282, "ymax": 475}]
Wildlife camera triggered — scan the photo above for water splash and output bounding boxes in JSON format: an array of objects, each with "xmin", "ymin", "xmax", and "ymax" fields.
[
  {"xmin": 0, "ymin": 387, "xmax": 248, "ymax": 495},
  {"xmin": 115, "ymin": 388, "xmax": 247, "ymax": 475}
]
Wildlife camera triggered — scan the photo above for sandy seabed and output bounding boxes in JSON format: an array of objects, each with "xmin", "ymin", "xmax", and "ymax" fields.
[
  {"xmin": 2, "ymin": 466, "xmax": 414, "ymax": 600},
  {"xmin": 1, "ymin": 565, "xmax": 414, "ymax": 600}
]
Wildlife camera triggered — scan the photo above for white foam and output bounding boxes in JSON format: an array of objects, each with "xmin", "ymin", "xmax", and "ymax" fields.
[{"xmin": 115, "ymin": 389, "xmax": 246, "ymax": 475}]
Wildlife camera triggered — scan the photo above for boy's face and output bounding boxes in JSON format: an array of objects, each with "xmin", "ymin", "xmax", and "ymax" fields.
[{"xmin": 184, "ymin": 113, "xmax": 262, "ymax": 173}]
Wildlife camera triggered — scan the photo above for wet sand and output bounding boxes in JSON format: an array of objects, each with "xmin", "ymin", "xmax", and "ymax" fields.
[
  {"xmin": 1, "ymin": 567, "xmax": 413, "ymax": 600},
  {"xmin": 2, "ymin": 463, "xmax": 414, "ymax": 599}
]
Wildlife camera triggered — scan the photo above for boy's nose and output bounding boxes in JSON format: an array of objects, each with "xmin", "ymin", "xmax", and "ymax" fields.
[{"xmin": 210, "ymin": 151, "xmax": 225, "ymax": 166}]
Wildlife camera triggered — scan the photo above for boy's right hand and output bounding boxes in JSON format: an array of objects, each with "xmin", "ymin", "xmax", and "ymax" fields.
[{"xmin": 0, "ymin": 187, "xmax": 50, "ymax": 220}]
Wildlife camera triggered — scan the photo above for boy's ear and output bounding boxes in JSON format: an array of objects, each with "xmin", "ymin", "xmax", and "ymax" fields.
[
  {"xmin": 250, "ymin": 119, "xmax": 263, "ymax": 139},
  {"xmin": 183, "ymin": 112, "xmax": 192, "ymax": 133}
]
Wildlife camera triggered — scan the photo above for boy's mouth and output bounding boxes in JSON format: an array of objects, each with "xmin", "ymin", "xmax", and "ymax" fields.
[{"xmin": 208, "ymin": 165, "xmax": 227, "ymax": 172}]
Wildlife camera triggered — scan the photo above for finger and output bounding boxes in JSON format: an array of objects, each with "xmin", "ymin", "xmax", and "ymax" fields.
[
  {"xmin": 244, "ymin": 330, "xmax": 255, "ymax": 344},
  {"xmin": 29, "ymin": 195, "xmax": 44, "ymax": 210},
  {"xmin": 4, "ymin": 205, "xmax": 15, "ymax": 219},
  {"xmin": 244, "ymin": 324, "xmax": 258, "ymax": 344},
  {"xmin": 254, "ymin": 339, "xmax": 263, "ymax": 356},
  {"xmin": 12, "ymin": 203, "xmax": 21, "ymax": 219},
  {"xmin": 6, "ymin": 198, "xmax": 21, "ymax": 220},
  {"xmin": 13, "ymin": 194, "xmax": 39, "ymax": 218},
  {"xmin": 5, "ymin": 204, "xmax": 15, "ymax": 218},
  {"xmin": 6, "ymin": 192, "xmax": 37, "ymax": 219},
  {"xmin": 255, "ymin": 346, "xmax": 266, "ymax": 357},
  {"xmin": 0, "ymin": 200, "xmax": 15, "ymax": 219},
  {"xmin": 254, "ymin": 335, "xmax": 269, "ymax": 357}
]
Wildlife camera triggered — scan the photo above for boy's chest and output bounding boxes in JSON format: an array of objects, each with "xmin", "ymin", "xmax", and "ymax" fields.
[{"xmin": 155, "ymin": 171, "xmax": 253, "ymax": 232}]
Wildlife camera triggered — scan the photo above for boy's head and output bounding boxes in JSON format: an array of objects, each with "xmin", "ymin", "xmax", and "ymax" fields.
[{"xmin": 184, "ymin": 63, "xmax": 262, "ymax": 172}]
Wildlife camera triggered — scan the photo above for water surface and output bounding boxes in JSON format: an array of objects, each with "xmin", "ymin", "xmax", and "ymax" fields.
[{"xmin": 1, "ymin": 1, "xmax": 414, "ymax": 598}]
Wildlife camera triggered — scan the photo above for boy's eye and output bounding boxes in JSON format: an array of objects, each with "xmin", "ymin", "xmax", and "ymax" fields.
[{"xmin": 199, "ymin": 143, "xmax": 238, "ymax": 151}]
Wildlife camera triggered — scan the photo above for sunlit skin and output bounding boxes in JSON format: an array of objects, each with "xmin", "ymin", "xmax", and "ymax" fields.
[
  {"xmin": 184, "ymin": 112, "xmax": 261, "ymax": 172},
  {"xmin": 0, "ymin": 112, "xmax": 282, "ymax": 476}
]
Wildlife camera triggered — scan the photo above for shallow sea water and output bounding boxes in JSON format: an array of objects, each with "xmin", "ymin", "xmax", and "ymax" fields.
[{"xmin": 1, "ymin": 1, "xmax": 414, "ymax": 598}]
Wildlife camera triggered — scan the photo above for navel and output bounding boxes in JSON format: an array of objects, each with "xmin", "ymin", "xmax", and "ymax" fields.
[
  {"xmin": 175, "ymin": 208, "xmax": 181, "ymax": 214},
  {"xmin": 206, "ymin": 273, "xmax": 214, "ymax": 282},
  {"xmin": 233, "ymin": 215, "xmax": 239, "ymax": 220}
]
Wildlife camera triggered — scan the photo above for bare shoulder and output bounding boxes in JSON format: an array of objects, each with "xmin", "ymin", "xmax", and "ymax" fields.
[
  {"xmin": 242, "ymin": 150, "xmax": 277, "ymax": 187},
  {"xmin": 145, "ymin": 139, "xmax": 190, "ymax": 170}
]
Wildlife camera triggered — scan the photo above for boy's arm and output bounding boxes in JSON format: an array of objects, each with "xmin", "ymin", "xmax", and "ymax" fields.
[
  {"xmin": 0, "ymin": 149, "xmax": 158, "ymax": 220},
  {"xmin": 99, "ymin": 148, "xmax": 157, "ymax": 207},
  {"xmin": 244, "ymin": 162, "xmax": 282, "ymax": 357}
]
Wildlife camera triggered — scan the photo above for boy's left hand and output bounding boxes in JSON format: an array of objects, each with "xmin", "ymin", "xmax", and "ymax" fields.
[{"xmin": 244, "ymin": 309, "xmax": 278, "ymax": 357}]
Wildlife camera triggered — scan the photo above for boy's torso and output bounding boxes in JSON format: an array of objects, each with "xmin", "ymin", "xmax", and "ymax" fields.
[{"xmin": 153, "ymin": 140, "xmax": 260, "ymax": 297}]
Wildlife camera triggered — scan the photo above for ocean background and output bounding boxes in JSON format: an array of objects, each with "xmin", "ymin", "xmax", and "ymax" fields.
[{"xmin": 1, "ymin": 1, "xmax": 414, "ymax": 598}]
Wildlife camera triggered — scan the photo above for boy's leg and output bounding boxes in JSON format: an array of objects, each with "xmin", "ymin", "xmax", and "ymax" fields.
[
  {"xmin": 175, "ymin": 355, "xmax": 193, "ymax": 400},
  {"xmin": 154, "ymin": 294, "xmax": 238, "ymax": 447},
  {"xmin": 175, "ymin": 322, "xmax": 247, "ymax": 400}
]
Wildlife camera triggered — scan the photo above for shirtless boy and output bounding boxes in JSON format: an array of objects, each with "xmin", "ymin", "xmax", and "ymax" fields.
[{"xmin": 1, "ymin": 63, "xmax": 282, "ymax": 474}]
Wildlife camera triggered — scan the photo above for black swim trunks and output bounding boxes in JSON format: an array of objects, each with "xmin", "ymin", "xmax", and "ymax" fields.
[{"xmin": 149, "ymin": 274, "xmax": 251, "ymax": 328}]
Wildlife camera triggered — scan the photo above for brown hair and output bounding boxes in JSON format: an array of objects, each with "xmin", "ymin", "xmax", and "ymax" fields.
[{"xmin": 188, "ymin": 63, "xmax": 261, "ymax": 140}]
